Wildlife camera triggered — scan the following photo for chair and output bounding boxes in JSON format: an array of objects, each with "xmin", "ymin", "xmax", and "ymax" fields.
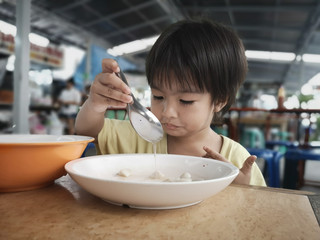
[
  {"xmin": 241, "ymin": 127, "xmax": 265, "ymax": 149},
  {"xmin": 266, "ymin": 140, "xmax": 298, "ymax": 150},
  {"xmin": 247, "ymin": 148, "xmax": 283, "ymax": 188},
  {"xmin": 106, "ymin": 110, "xmax": 116, "ymax": 119},
  {"xmin": 117, "ymin": 109, "xmax": 128, "ymax": 120},
  {"xmin": 283, "ymin": 148, "xmax": 320, "ymax": 189},
  {"xmin": 267, "ymin": 130, "xmax": 293, "ymax": 153}
]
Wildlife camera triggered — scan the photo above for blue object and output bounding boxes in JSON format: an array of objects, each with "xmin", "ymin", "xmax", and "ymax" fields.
[
  {"xmin": 247, "ymin": 148, "xmax": 283, "ymax": 188},
  {"xmin": 74, "ymin": 44, "xmax": 139, "ymax": 90},
  {"xmin": 285, "ymin": 148, "xmax": 320, "ymax": 160},
  {"xmin": 266, "ymin": 140, "xmax": 299, "ymax": 149},
  {"xmin": 283, "ymin": 148, "xmax": 320, "ymax": 189},
  {"xmin": 81, "ymin": 142, "xmax": 96, "ymax": 158}
]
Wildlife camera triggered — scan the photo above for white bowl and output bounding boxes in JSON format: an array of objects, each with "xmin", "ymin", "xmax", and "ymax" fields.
[{"xmin": 65, "ymin": 154, "xmax": 239, "ymax": 209}]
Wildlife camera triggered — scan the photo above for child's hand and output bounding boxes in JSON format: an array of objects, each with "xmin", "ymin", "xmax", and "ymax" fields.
[
  {"xmin": 203, "ymin": 146, "xmax": 256, "ymax": 185},
  {"xmin": 87, "ymin": 59, "xmax": 133, "ymax": 113}
]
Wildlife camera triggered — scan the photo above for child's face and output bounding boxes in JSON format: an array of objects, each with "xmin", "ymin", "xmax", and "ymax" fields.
[{"xmin": 150, "ymin": 81, "xmax": 218, "ymax": 138}]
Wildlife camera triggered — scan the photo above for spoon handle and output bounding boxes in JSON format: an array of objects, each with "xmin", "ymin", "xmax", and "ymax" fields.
[
  {"xmin": 116, "ymin": 70, "xmax": 137, "ymax": 105},
  {"xmin": 116, "ymin": 70, "xmax": 129, "ymax": 86},
  {"xmin": 116, "ymin": 70, "xmax": 136, "ymax": 99}
]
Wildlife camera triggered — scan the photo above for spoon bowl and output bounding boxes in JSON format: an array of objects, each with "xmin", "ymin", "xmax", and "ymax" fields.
[{"xmin": 116, "ymin": 71, "xmax": 163, "ymax": 143}]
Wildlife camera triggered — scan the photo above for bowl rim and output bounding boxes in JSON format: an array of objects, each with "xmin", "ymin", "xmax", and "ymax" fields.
[
  {"xmin": 65, "ymin": 153, "xmax": 239, "ymax": 186},
  {"xmin": 0, "ymin": 134, "xmax": 94, "ymax": 145}
]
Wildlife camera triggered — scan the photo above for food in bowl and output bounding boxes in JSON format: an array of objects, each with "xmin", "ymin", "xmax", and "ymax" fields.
[
  {"xmin": 65, "ymin": 154, "xmax": 239, "ymax": 209},
  {"xmin": 0, "ymin": 134, "xmax": 94, "ymax": 192},
  {"xmin": 118, "ymin": 168, "xmax": 193, "ymax": 182}
]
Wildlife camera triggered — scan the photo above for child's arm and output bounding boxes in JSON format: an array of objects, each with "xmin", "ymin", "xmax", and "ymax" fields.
[
  {"xmin": 203, "ymin": 146, "xmax": 256, "ymax": 185},
  {"xmin": 75, "ymin": 59, "xmax": 132, "ymax": 140}
]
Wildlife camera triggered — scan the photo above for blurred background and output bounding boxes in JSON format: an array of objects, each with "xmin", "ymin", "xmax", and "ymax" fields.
[{"xmin": 0, "ymin": 0, "xmax": 320, "ymax": 191}]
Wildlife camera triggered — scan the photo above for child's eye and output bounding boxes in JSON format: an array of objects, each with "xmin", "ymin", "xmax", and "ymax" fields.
[
  {"xmin": 180, "ymin": 99, "xmax": 194, "ymax": 105},
  {"xmin": 153, "ymin": 95, "xmax": 164, "ymax": 101}
]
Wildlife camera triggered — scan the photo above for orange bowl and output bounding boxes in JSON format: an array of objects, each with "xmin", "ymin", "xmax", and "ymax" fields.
[{"xmin": 0, "ymin": 134, "xmax": 94, "ymax": 192}]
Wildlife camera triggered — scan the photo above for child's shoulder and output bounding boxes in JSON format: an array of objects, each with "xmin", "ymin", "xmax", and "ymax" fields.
[{"xmin": 220, "ymin": 135, "xmax": 249, "ymax": 158}]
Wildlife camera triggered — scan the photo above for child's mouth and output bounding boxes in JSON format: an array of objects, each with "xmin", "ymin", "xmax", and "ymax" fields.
[{"xmin": 164, "ymin": 123, "xmax": 178, "ymax": 130}]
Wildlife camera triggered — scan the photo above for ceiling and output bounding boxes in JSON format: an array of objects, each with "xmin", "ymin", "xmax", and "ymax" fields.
[{"xmin": 1, "ymin": 0, "xmax": 320, "ymax": 104}]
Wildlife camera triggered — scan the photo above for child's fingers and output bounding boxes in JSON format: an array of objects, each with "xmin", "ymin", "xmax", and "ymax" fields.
[
  {"xmin": 100, "ymin": 83, "xmax": 132, "ymax": 103},
  {"xmin": 240, "ymin": 155, "xmax": 256, "ymax": 175},
  {"xmin": 100, "ymin": 59, "xmax": 131, "ymax": 98},
  {"xmin": 203, "ymin": 146, "xmax": 229, "ymax": 163},
  {"xmin": 92, "ymin": 72, "xmax": 132, "ymax": 100},
  {"xmin": 97, "ymin": 72, "xmax": 131, "ymax": 96},
  {"xmin": 101, "ymin": 58, "xmax": 120, "ymax": 73}
]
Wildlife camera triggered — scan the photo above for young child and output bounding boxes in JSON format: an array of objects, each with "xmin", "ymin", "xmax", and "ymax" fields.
[{"xmin": 75, "ymin": 19, "xmax": 266, "ymax": 186}]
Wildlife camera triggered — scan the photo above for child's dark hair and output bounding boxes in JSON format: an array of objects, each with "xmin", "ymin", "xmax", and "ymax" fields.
[{"xmin": 146, "ymin": 18, "xmax": 247, "ymax": 121}]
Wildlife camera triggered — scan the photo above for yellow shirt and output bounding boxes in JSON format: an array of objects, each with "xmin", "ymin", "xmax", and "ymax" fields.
[{"xmin": 97, "ymin": 118, "xmax": 266, "ymax": 186}]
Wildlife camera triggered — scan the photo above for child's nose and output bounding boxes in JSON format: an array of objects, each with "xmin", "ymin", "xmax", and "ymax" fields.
[{"xmin": 162, "ymin": 101, "xmax": 178, "ymax": 118}]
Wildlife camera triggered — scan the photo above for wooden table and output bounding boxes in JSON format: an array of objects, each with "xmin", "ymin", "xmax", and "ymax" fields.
[{"xmin": 1, "ymin": 176, "xmax": 319, "ymax": 239}]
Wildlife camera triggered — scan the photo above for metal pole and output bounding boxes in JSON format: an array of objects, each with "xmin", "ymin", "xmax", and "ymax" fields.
[
  {"xmin": 13, "ymin": 0, "xmax": 31, "ymax": 133},
  {"xmin": 85, "ymin": 38, "xmax": 92, "ymax": 86}
]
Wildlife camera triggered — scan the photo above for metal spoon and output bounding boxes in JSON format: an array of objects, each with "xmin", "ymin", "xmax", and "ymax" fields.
[{"xmin": 116, "ymin": 70, "xmax": 163, "ymax": 143}]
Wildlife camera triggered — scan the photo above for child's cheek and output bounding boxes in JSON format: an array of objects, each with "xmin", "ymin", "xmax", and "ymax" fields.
[{"xmin": 150, "ymin": 104, "xmax": 162, "ymax": 121}]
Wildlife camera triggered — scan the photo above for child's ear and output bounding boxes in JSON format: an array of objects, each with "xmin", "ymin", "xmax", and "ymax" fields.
[{"xmin": 213, "ymin": 101, "xmax": 227, "ymax": 113}]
